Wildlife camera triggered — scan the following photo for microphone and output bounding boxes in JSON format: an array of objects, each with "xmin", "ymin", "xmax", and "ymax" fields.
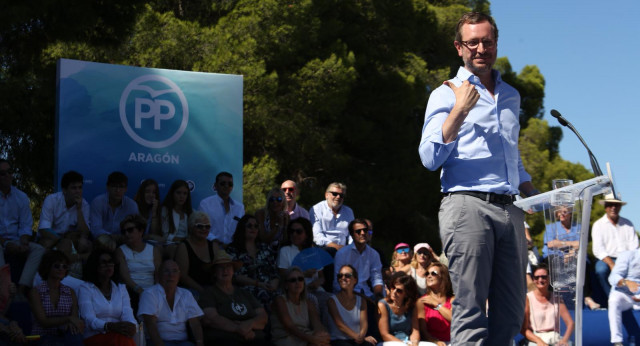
[{"xmin": 549, "ymin": 109, "xmax": 603, "ymax": 176}]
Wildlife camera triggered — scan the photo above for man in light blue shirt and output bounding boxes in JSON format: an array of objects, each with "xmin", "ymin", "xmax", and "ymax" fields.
[
  {"xmin": 608, "ymin": 249, "xmax": 640, "ymax": 345},
  {"xmin": 90, "ymin": 171, "xmax": 139, "ymax": 242},
  {"xmin": 418, "ymin": 12, "xmax": 537, "ymax": 345},
  {"xmin": 309, "ymin": 182, "xmax": 354, "ymax": 249}
]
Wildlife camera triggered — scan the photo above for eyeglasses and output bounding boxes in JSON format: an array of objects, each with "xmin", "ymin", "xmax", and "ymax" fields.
[
  {"xmin": 290, "ymin": 227, "xmax": 305, "ymax": 235},
  {"xmin": 337, "ymin": 273, "xmax": 354, "ymax": 279},
  {"xmin": 0, "ymin": 169, "xmax": 13, "ymax": 176},
  {"xmin": 396, "ymin": 247, "xmax": 410, "ymax": 254},
  {"xmin": 353, "ymin": 228, "xmax": 368, "ymax": 235},
  {"xmin": 195, "ymin": 223, "xmax": 211, "ymax": 230},
  {"xmin": 460, "ymin": 39, "xmax": 495, "ymax": 50},
  {"xmin": 269, "ymin": 196, "xmax": 283, "ymax": 203},
  {"xmin": 427, "ymin": 270, "xmax": 440, "ymax": 277},
  {"xmin": 417, "ymin": 251, "xmax": 430, "ymax": 257},
  {"xmin": 246, "ymin": 223, "xmax": 259, "ymax": 229},
  {"xmin": 287, "ymin": 276, "xmax": 305, "ymax": 283},
  {"xmin": 123, "ymin": 226, "xmax": 138, "ymax": 233},
  {"xmin": 329, "ymin": 191, "xmax": 344, "ymax": 198},
  {"xmin": 282, "ymin": 187, "xmax": 295, "ymax": 192},
  {"xmin": 533, "ymin": 275, "xmax": 548, "ymax": 281},
  {"xmin": 218, "ymin": 181, "xmax": 233, "ymax": 187},
  {"xmin": 53, "ymin": 263, "xmax": 68, "ymax": 270}
]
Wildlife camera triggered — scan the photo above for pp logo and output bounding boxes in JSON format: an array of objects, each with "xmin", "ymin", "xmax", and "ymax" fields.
[{"xmin": 119, "ymin": 75, "xmax": 189, "ymax": 149}]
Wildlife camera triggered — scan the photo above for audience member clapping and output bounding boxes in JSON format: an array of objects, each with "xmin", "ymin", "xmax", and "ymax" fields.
[
  {"xmin": 417, "ymin": 262, "xmax": 454, "ymax": 345},
  {"xmin": 521, "ymin": 264, "xmax": 573, "ymax": 346},
  {"xmin": 409, "ymin": 243, "xmax": 438, "ymax": 296},
  {"xmin": 391, "ymin": 243, "xmax": 412, "ymax": 274},
  {"xmin": 138, "ymin": 258, "xmax": 204, "ymax": 346},
  {"xmin": 277, "ymin": 218, "xmax": 325, "ymax": 292},
  {"xmin": 226, "ymin": 214, "xmax": 279, "ymax": 306},
  {"xmin": 78, "ymin": 249, "xmax": 137, "ymax": 345},
  {"xmin": 271, "ymin": 266, "xmax": 331, "ymax": 346},
  {"xmin": 133, "ymin": 178, "xmax": 161, "ymax": 236},
  {"xmin": 199, "ymin": 249, "xmax": 268, "ymax": 345},
  {"xmin": 327, "ymin": 265, "xmax": 377, "ymax": 346},
  {"xmin": 29, "ymin": 250, "xmax": 84, "ymax": 345},
  {"xmin": 378, "ymin": 272, "xmax": 422, "ymax": 345},
  {"xmin": 158, "ymin": 180, "xmax": 192, "ymax": 257},
  {"xmin": 115, "ymin": 214, "xmax": 161, "ymax": 312},
  {"xmin": 174, "ymin": 211, "xmax": 219, "ymax": 299},
  {"xmin": 256, "ymin": 187, "xmax": 290, "ymax": 249}
]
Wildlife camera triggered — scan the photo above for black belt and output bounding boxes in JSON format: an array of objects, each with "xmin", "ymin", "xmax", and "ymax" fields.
[{"xmin": 446, "ymin": 191, "xmax": 516, "ymax": 205}]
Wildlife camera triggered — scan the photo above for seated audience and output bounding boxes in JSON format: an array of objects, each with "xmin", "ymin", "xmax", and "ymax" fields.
[
  {"xmin": 226, "ymin": 214, "xmax": 279, "ymax": 306},
  {"xmin": 417, "ymin": 262, "xmax": 454, "ymax": 345},
  {"xmin": 606, "ymin": 248, "xmax": 640, "ymax": 345},
  {"xmin": 409, "ymin": 243, "xmax": 437, "ymax": 296},
  {"xmin": 115, "ymin": 215, "xmax": 161, "ymax": 312},
  {"xmin": 378, "ymin": 272, "xmax": 422, "ymax": 345},
  {"xmin": 133, "ymin": 179, "xmax": 160, "ymax": 235},
  {"xmin": 277, "ymin": 218, "xmax": 325, "ymax": 292},
  {"xmin": 391, "ymin": 243, "xmax": 412, "ymax": 274},
  {"xmin": 90, "ymin": 171, "xmax": 139, "ymax": 243},
  {"xmin": 327, "ymin": 265, "xmax": 377, "ymax": 346},
  {"xmin": 174, "ymin": 211, "xmax": 219, "ymax": 299},
  {"xmin": 256, "ymin": 187, "xmax": 290, "ymax": 249},
  {"xmin": 200, "ymin": 249, "xmax": 268, "ymax": 345},
  {"xmin": 78, "ymin": 249, "xmax": 137, "ymax": 345},
  {"xmin": 157, "ymin": 180, "xmax": 192, "ymax": 258},
  {"xmin": 29, "ymin": 250, "xmax": 84, "ymax": 345},
  {"xmin": 521, "ymin": 263, "xmax": 573, "ymax": 346},
  {"xmin": 138, "ymin": 258, "xmax": 204, "ymax": 346},
  {"xmin": 271, "ymin": 266, "xmax": 331, "ymax": 346},
  {"xmin": 281, "ymin": 180, "xmax": 310, "ymax": 220}
]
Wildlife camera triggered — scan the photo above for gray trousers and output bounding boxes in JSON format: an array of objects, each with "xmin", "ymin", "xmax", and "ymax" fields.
[
  {"xmin": 439, "ymin": 194, "xmax": 527, "ymax": 345},
  {"xmin": 0, "ymin": 241, "xmax": 45, "ymax": 287}
]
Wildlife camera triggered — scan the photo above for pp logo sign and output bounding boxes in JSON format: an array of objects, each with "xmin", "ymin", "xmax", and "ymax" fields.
[{"xmin": 119, "ymin": 75, "xmax": 189, "ymax": 149}]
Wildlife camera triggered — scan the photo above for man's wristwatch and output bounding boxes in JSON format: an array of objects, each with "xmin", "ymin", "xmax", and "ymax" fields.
[{"xmin": 622, "ymin": 279, "xmax": 627, "ymax": 287}]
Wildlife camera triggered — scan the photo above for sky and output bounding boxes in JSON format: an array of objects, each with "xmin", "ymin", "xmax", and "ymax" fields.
[{"xmin": 490, "ymin": 0, "xmax": 640, "ymax": 227}]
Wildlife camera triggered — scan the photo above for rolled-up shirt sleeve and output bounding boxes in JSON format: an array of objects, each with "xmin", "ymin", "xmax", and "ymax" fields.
[
  {"xmin": 418, "ymin": 86, "xmax": 458, "ymax": 171},
  {"xmin": 609, "ymin": 251, "xmax": 630, "ymax": 287}
]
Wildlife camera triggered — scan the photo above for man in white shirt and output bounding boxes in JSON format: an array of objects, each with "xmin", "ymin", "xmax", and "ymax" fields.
[
  {"xmin": 309, "ymin": 182, "xmax": 354, "ymax": 250},
  {"xmin": 592, "ymin": 194, "xmax": 638, "ymax": 301},
  {"xmin": 281, "ymin": 180, "xmax": 309, "ymax": 220},
  {"xmin": 198, "ymin": 172, "xmax": 244, "ymax": 245}
]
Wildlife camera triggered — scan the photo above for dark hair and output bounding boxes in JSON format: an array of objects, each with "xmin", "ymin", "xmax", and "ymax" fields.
[
  {"xmin": 338, "ymin": 264, "xmax": 358, "ymax": 285},
  {"xmin": 230, "ymin": 214, "xmax": 260, "ymax": 252},
  {"xmin": 120, "ymin": 214, "xmax": 147, "ymax": 234},
  {"xmin": 385, "ymin": 272, "xmax": 418, "ymax": 308},
  {"xmin": 348, "ymin": 218, "xmax": 369, "ymax": 236},
  {"xmin": 38, "ymin": 250, "xmax": 69, "ymax": 280},
  {"xmin": 161, "ymin": 180, "xmax": 193, "ymax": 234},
  {"xmin": 282, "ymin": 218, "xmax": 314, "ymax": 249},
  {"xmin": 83, "ymin": 249, "xmax": 119, "ymax": 286},
  {"xmin": 107, "ymin": 171, "xmax": 128, "ymax": 186},
  {"xmin": 532, "ymin": 263, "xmax": 549, "ymax": 276},
  {"xmin": 428, "ymin": 262, "xmax": 454, "ymax": 298},
  {"xmin": 455, "ymin": 12, "xmax": 498, "ymax": 43},
  {"xmin": 215, "ymin": 172, "xmax": 233, "ymax": 184},
  {"xmin": 61, "ymin": 171, "xmax": 83, "ymax": 189},
  {"xmin": 134, "ymin": 179, "xmax": 160, "ymax": 218}
]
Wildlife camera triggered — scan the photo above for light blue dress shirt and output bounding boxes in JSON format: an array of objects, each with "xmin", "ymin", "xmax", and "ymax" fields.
[
  {"xmin": 609, "ymin": 249, "xmax": 640, "ymax": 295},
  {"xmin": 419, "ymin": 67, "xmax": 531, "ymax": 194},
  {"xmin": 0, "ymin": 186, "xmax": 33, "ymax": 241},
  {"xmin": 542, "ymin": 222, "xmax": 580, "ymax": 258},
  {"xmin": 309, "ymin": 201, "xmax": 354, "ymax": 246},
  {"xmin": 89, "ymin": 193, "xmax": 139, "ymax": 238},
  {"xmin": 333, "ymin": 243, "xmax": 383, "ymax": 297}
]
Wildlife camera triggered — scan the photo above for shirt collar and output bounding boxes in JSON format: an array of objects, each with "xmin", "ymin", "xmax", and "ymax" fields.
[{"xmin": 456, "ymin": 66, "xmax": 502, "ymax": 87}]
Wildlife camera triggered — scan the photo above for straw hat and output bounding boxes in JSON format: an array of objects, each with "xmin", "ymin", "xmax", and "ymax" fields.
[
  {"xmin": 598, "ymin": 192, "xmax": 627, "ymax": 206},
  {"xmin": 212, "ymin": 249, "xmax": 243, "ymax": 270}
]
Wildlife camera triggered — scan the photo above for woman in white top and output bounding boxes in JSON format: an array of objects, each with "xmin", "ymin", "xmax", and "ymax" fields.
[
  {"xmin": 115, "ymin": 214, "xmax": 161, "ymax": 312},
  {"xmin": 277, "ymin": 218, "xmax": 325, "ymax": 291},
  {"xmin": 159, "ymin": 180, "xmax": 192, "ymax": 241},
  {"xmin": 78, "ymin": 249, "xmax": 137, "ymax": 345},
  {"xmin": 409, "ymin": 243, "xmax": 438, "ymax": 296},
  {"xmin": 328, "ymin": 265, "xmax": 377, "ymax": 346}
]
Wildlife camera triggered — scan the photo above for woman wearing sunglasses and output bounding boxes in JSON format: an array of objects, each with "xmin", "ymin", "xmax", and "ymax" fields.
[
  {"xmin": 391, "ymin": 243, "xmax": 413, "ymax": 274},
  {"xmin": 521, "ymin": 264, "xmax": 573, "ymax": 346},
  {"xmin": 227, "ymin": 214, "xmax": 279, "ymax": 306},
  {"xmin": 409, "ymin": 243, "xmax": 438, "ymax": 296},
  {"xmin": 29, "ymin": 250, "xmax": 84, "ymax": 345},
  {"xmin": 271, "ymin": 267, "xmax": 331, "ymax": 346},
  {"xmin": 175, "ymin": 211, "xmax": 220, "ymax": 300},
  {"xmin": 277, "ymin": 218, "xmax": 326, "ymax": 292},
  {"xmin": 257, "ymin": 187, "xmax": 290, "ymax": 249},
  {"xmin": 328, "ymin": 265, "xmax": 377, "ymax": 346},
  {"xmin": 378, "ymin": 272, "xmax": 426, "ymax": 345},
  {"xmin": 417, "ymin": 262, "xmax": 454, "ymax": 345}
]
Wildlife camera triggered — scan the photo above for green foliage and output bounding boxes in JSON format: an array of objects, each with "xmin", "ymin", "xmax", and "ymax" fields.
[{"xmin": 243, "ymin": 155, "xmax": 280, "ymax": 214}]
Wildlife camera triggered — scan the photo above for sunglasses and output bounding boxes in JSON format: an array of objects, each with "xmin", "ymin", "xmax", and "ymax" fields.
[
  {"xmin": 416, "ymin": 251, "xmax": 430, "ymax": 257},
  {"xmin": 123, "ymin": 226, "xmax": 138, "ymax": 233},
  {"xmin": 290, "ymin": 227, "xmax": 305, "ymax": 235},
  {"xmin": 396, "ymin": 247, "xmax": 410, "ymax": 254},
  {"xmin": 282, "ymin": 187, "xmax": 295, "ymax": 192},
  {"xmin": 246, "ymin": 223, "xmax": 259, "ymax": 229},
  {"xmin": 533, "ymin": 275, "xmax": 548, "ymax": 281},
  {"xmin": 337, "ymin": 273, "xmax": 354, "ymax": 279},
  {"xmin": 53, "ymin": 263, "xmax": 68, "ymax": 270},
  {"xmin": 329, "ymin": 191, "xmax": 344, "ymax": 198},
  {"xmin": 427, "ymin": 270, "xmax": 440, "ymax": 277},
  {"xmin": 218, "ymin": 181, "xmax": 233, "ymax": 187},
  {"xmin": 287, "ymin": 276, "xmax": 305, "ymax": 283},
  {"xmin": 353, "ymin": 228, "xmax": 368, "ymax": 235},
  {"xmin": 195, "ymin": 223, "xmax": 211, "ymax": 230},
  {"xmin": 269, "ymin": 196, "xmax": 283, "ymax": 203}
]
